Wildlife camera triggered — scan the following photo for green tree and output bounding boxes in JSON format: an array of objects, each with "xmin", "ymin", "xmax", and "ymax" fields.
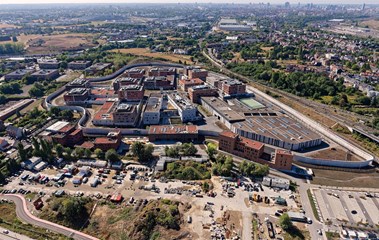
[
  {"xmin": 181, "ymin": 143, "xmax": 198, "ymax": 156},
  {"xmin": 279, "ymin": 213, "xmax": 292, "ymax": 231},
  {"xmin": 59, "ymin": 198, "xmax": 89, "ymax": 229},
  {"xmin": 94, "ymin": 148, "xmax": 104, "ymax": 159},
  {"xmin": 105, "ymin": 149, "xmax": 119, "ymax": 163},
  {"xmin": 74, "ymin": 147, "xmax": 84, "ymax": 159},
  {"xmin": 29, "ymin": 86, "xmax": 44, "ymax": 97},
  {"xmin": 55, "ymin": 144, "xmax": 64, "ymax": 158},
  {"xmin": 131, "ymin": 142, "xmax": 154, "ymax": 162},
  {"xmin": 206, "ymin": 142, "xmax": 217, "ymax": 160},
  {"xmin": 17, "ymin": 143, "xmax": 28, "ymax": 162},
  {"xmin": 84, "ymin": 149, "xmax": 92, "ymax": 159},
  {"xmin": 60, "ymin": 110, "xmax": 73, "ymax": 121}
]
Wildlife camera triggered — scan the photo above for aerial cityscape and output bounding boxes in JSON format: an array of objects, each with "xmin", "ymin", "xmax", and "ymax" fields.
[{"xmin": 0, "ymin": 1, "xmax": 378, "ymax": 240}]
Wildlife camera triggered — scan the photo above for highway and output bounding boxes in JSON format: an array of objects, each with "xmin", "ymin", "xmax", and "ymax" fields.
[{"xmin": 1, "ymin": 194, "xmax": 99, "ymax": 240}]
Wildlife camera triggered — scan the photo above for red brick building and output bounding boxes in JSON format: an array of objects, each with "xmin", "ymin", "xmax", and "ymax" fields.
[
  {"xmin": 94, "ymin": 131, "xmax": 121, "ymax": 151},
  {"xmin": 188, "ymin": 85, "xmax": 218, "ymax": 103},
  {"xmin": 219, "ymin": 131, "xmax": 264, "ymax": 162},
  {"xmin": 51, "ymin": 128, "xmax": 84, "ymax": 147},
  {"xmin": 188, "ymin": 68, "xmax": 208, "ymax": 81},
  {"xmin": 179, "ymin": 78, "xmax": 204, "ymax": 91},
  {"xmin": 118, "ymin": 85, "xmax": 144, "ymax": 101},
  {"xmin": 218, "ymin": 131, "xmax": 293, "ymax": 170},
  {"xmin": 148, "ymin": 67, "xmax": 175, "ymax": 77},
  {"xmin": 222, "ymin": 80, "xmax": 246, "ymax": 96},
  {"xmin": 63, "ymin": 88, "xmax": 89, "ymax": 104},
  {"xmin": 124, "ymin": 68, "xmax": 145, "ymax": 78}
]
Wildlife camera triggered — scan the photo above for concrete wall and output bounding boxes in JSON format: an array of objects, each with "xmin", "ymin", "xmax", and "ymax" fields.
[{"xmin": 294, "ymin": 155, "xmax": 373, "ymax": 168}]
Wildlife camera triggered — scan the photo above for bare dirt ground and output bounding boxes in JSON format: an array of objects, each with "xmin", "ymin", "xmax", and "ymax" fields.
[
  {"xmin": 312, "ymin": 168, "xmax": 379, "ymax": 188},
  {"xmin": 306, "ymin": 147, "xmax": 363, "ymax": 162},
  {"xmin": 359, "ymin": 20, "xmax": 379, "ymax": 30},
  {"xmin": 17, "ymin": 33, "xmax": 96, "ymax": 54}
]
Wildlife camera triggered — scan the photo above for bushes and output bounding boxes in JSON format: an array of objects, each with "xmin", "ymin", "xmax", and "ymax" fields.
[
  {"xmin": 211, "ymin": 153, "xmax": 234, "ymax": 177},
  {"xmin": 163, "ymin": 161, "xmax": 211, "ymax": 180}
]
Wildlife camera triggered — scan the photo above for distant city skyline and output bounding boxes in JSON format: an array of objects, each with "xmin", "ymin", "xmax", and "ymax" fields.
[{"xmin": 0, "ymin": 0, "xmax": 376, "ymax": 5}]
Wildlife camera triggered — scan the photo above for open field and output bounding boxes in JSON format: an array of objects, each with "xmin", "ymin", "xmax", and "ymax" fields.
[
  {"xmin": 17, "ymin": 33, "xmax": 96, "ymax": 54},
  {"xmin": 359, "ymin": 20, "xmax": 379, "ymax": 30},
  {"xmin": 306, "ymin": 147, "xmax": 363, "ymax": 161},
  {"xmin": 110, "ymin": 48, "xmax": 194, "ymax": 64},
  {"xmin": 0, "ymin": 23, "xmax": 19, "ymax": 28}
]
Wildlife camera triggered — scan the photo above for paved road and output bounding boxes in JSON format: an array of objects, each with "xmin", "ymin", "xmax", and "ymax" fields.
[
  {"xmin": 0, "ymin": 226, "xmax": 35, "ymax": 240},
  {"xmin": 2, "ymin": 194, "xmax": 98, "ymax": 240}
]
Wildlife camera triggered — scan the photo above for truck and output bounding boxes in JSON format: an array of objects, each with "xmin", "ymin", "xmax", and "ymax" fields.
[{"xmin": 90, "ymin": 177, "xmax": 100, "ymax": 187}]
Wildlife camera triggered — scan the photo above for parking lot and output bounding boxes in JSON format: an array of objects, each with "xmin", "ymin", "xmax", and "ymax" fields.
[
  {"xmin": 313, "ymin": 188, "xmax": 379, "ymax": 227},
  {"xmin": 1, "ymin": 164, "xmax": 300, "ymax": 240}
]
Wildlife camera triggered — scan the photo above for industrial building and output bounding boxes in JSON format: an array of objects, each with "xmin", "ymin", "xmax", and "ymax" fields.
[
  {"xmin": 221, "ymin": 79, "xmax": 246, "ymax": 97},
  {"xmin": 168, "ymin": 92, "xmax": 198, "ymax": 122},
  {"xmin": 201, "ymin": 96, "xmax": 322, "ymax": 151},
  {"xmin": 94, "ymin": 131, "xmax": 122, "ymax": 151},
  {"xmin": 218, "ymin": 18, "xmax": 252, "ymax": 32},
  {"xmin": 185, "ymin": 67, "xmax": 208, "ymax": 81}
]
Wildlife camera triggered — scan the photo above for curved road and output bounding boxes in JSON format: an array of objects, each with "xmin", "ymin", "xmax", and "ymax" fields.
[{"xmin": 2, "ymin": 194, "xmax": 98, "ymax": 240}]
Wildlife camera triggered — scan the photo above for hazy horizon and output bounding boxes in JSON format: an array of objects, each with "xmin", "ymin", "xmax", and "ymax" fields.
[{"xmin": 0, "ymin": 0, "xmax": 377, "ymax": 5}]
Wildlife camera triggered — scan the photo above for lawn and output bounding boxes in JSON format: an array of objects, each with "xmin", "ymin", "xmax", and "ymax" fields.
[
  {"xmin": 307, "ymin": 189, "xmax": 320, "ymax": 221},
  {"xmin": 110, "ymin": 48, "xmax": 194, "ymax": 64}
]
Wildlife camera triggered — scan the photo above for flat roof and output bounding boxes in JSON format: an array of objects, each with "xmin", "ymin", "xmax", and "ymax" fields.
[
  {"xmin": 202, "ymin": 97, "xmax": 245, "ymax": 122},
  {"xmin": 233, "ymin": 115, "xmax": 321, "ymax": 144},
  {"xmin": 149, "ymin": 125, "xmax": 198, "ymax": 135},
  {"xmin": 46, "ymin": 121, "xmax": 70, "ymax": 132},
  {"xmin": 67, "ymin": 88, "xmax": 88, "ymax": 95},
  {"xmin": 145, "ymin": 93, "xmax": 162, "ymax": 112}
]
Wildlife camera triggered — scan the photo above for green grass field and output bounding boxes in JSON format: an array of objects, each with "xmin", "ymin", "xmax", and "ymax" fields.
[{"xmin": 239, "ymin": 98, "xmax": 265, "ymax": 109}]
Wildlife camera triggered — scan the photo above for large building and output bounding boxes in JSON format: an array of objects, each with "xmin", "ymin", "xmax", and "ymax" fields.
[
  {"xmin": 188, "ymin": 85, "xmax": 218, "ymax": 103},
  {"xmin": 123, "ymin": 68, "xmax": 145, "ymax": 78},
  {"xmin": 179, "ymin": 78, "xmax": 204, "ymax": 91},
  {"xmin": 63, "ymin": 88, "xmax": 89, "ymax": 105},
  {"xmin": 148, "ymin": 125, "xmax": 198, "ymax": 142},
  {"xmin": 85, "ymin": 63, "xmax": 112, "ymax": 75},
  {"xmin": 38, "ymin": 59, "xmax": 61, "ymax": 69},
  {"xmin": 113, "ymin": 77, "xmax": 142, "ymax": 91},
  {"xmin": 5, "ymin": 69, "xmax": 34, "ymax": 81},
  {"xmin": 144, "ymin": 76, "xmax": 173, "ymax": 90},
  {"xmin": 219, "ymin": 131, "xmax": 264, "ymax": 162},
  {"xmin": 222, "ymin": 79, "xmax": 246, "ymax": 97},
  {"xmin": 218, "ymin": 131, "xmax": 293, "ymax": 170},
  {"xmin": 148, "ymin": 67, "xmax": 175, "ymax": 77},
  {"xmin": 30, "ymin": 69, "xmax": 59, "ymax": 81},
  {"xmin": 118, "ymin": 85, "xmax": 144, "ymax": 101},
  {"xmin": 92, "ymin": 101, "xmax": 141, "ymax": 127},
  {"xmin": 218, "ymin": 18, "xmax": 251, "ymax": 32},
  {"xmin": 94, "ymin": 131, "xmax": 121, "ymax": 151},
  {"xmin": 143, "ymin": 93, "xmax": 163, "ymax": 125},
  {"xmin": 68, "ymin": 61, "xmax": 91, "ymax": 70},
  {"xmin": 201, "ymin": 96, "xmax": 322, "ymax": 151},
  {"xmin": 66, "ymin": 78, "xmax": 90, "ymax": 91},
  {"xmin": 186, "ymin": 68, "xmax": 208, "ymax": 81},
  {"xmin": 168, "ymin": 93, "xmax": 198, "ymax": 123}
]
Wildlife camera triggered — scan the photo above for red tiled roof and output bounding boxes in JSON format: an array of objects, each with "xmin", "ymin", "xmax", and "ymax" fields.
[
  {"xmin": 58, "ymin": 125, "xmax": 75, "ymax": 134},
  {"xmin": 241, "ymin": 138, "xmax": 264, "ymax": 151},
  {"xmin": 69, "ymin": 129, "xmax": 82, "ymax": 136},
  {"xmin": 94, "ymin": 137, "xmax": 118, "ymax": 144},
  {"xmin": 276, "ymin": 149, "xmax": 292, "ymax": 155},
  {"xmin": 220, "ymin": 131, "xmax": 237, "ymax": 138},
  {"xmin": 93, "ymin": 101, "xmax": 115, "ymax": 121},
  {"xmin": 77, "ymin": 141, "xmax": 94, "ymax": 149}
]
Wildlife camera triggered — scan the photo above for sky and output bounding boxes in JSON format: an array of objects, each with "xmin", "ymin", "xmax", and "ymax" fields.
[{"xmin": 0, "ymin": 0, "xmax": 376, "ymax": 4}]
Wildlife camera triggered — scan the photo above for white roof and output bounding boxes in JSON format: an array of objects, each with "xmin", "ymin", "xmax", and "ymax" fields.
[{"xmin": 46, "ymin": 121, "xmax": 69, "ymax": 132}]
